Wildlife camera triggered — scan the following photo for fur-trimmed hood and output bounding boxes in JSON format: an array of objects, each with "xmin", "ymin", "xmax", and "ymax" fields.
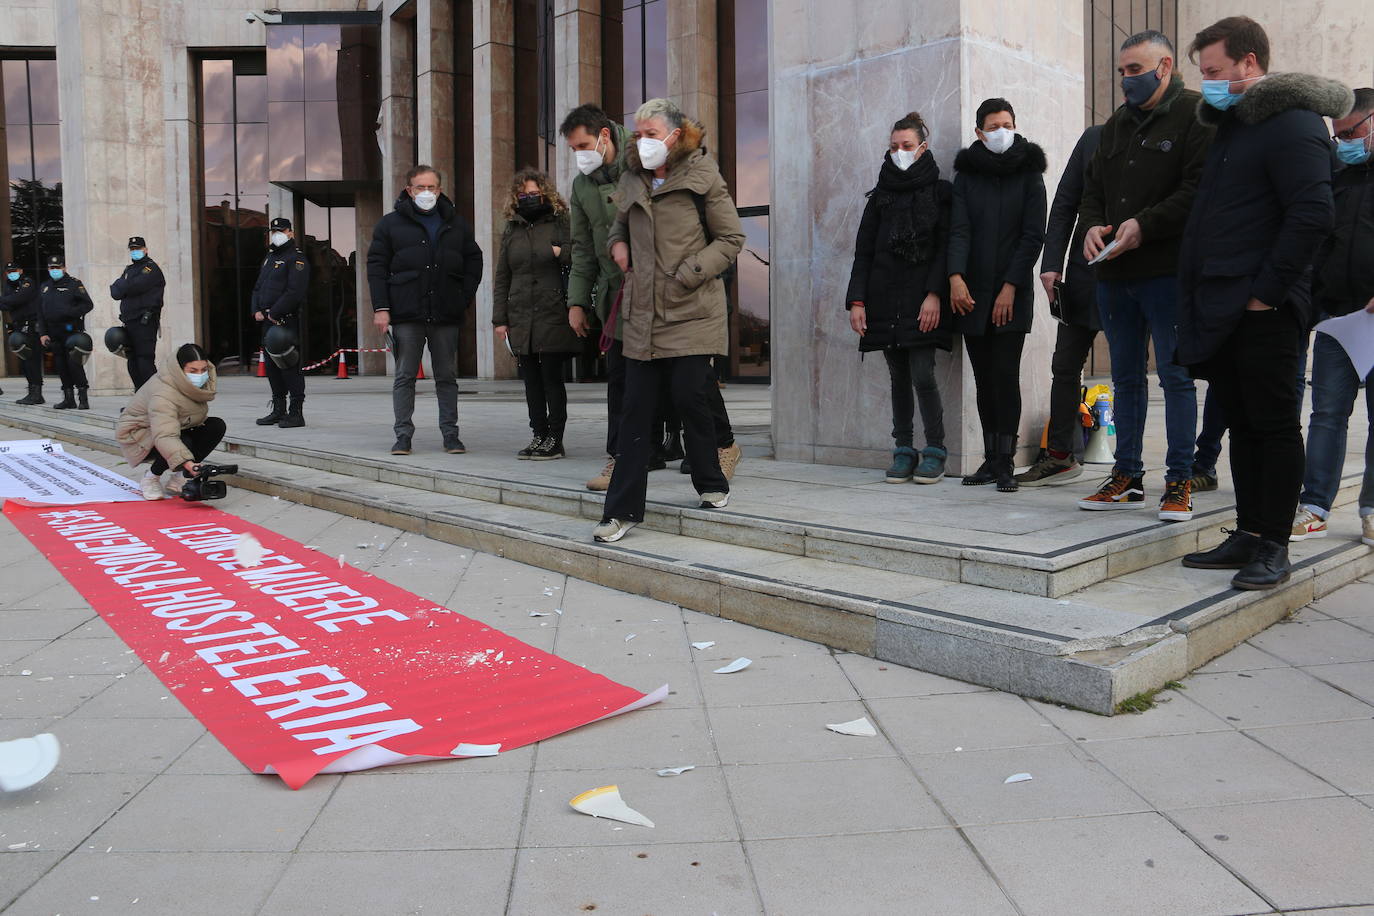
[
  {"xmin": 953, "ymin": 137, "xmax": 1048, "ymax": 176},
  {"xmin": 625, "ymin": 118, "xmax": 708, "ymax": 173},
  {"xmin": 1197, "ymin": 71, "xmax": 1354, "ymax": 126}
]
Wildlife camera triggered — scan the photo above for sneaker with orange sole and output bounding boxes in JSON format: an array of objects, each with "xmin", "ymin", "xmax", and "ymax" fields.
[
  {"xmin": 1078, "ymin": 471, "xmax": 1145, "ymax": 510},
  {"xmin": 1158, "ymin": 479, "xmax": 1193, "ymax": 521},
  {"xmin": 1291, "ymin": 508, "xmax": 1328, "ymax": 541}
]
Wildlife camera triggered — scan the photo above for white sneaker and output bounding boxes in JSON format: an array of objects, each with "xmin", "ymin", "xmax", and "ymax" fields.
[
  {"xmin": 1362, "ymin": 514, "xmax": 1373, "ymax": 548},
  {"xmin": 1291, "ymin": 508, "xmax": 1328, "ymax": 541},
  {"xmin": 140, "ymin": 471, "xmax": 166, "ymax": 500},
  {"xmin": 593, "ymin": 518, "xmax": 636, "ymax": 543},
  {"xmin": 699, "ymin": 492, "xmax": 729, "ymax": 509}
]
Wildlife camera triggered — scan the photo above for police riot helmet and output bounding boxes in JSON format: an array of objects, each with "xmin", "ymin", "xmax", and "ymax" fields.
[
  {"xmin": 263, "ymin": 324, "xmax": 300, "ymax": 369},
  {"xmin": 104, "ymin": 326, "xmax": 131, "ymax": 358},
  {"xmin": 7, "ymin": 331, "xmax": 30, "ymax": 360},
  {"xmin": 66, "ymin": 331, "xmax": 95, "ymax": 364}
]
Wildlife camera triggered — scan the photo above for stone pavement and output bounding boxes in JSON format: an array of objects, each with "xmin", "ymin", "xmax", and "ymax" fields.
[{"xmin": 3, "ymin": 439, "xmax": 1374, "ymax": 915}]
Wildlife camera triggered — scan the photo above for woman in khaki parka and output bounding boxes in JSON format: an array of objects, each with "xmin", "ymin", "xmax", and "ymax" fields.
[
  {"xmin": 493, "ymin": 168, "xmax": 578, "ymax": 460},
  {"xmin": 594, "ymin": 98, "xmax": 745, "ymax": 543},
  {"xmin": 115, "ymin": 343, "xmax": 226, "ymax": 500}
]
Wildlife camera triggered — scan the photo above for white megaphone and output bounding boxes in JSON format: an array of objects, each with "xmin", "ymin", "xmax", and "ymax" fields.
[{"xmin": 1083, "ymin": 391, "xmax": 1116, "ymax": 465}]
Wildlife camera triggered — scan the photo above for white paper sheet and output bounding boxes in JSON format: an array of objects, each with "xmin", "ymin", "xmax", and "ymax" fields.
[
  {"xmin": 0, "ymin": 439, "xmax": 63, "ymax": 456},
  {"xmin": 1086, "ymin": 239, "xmax": 1120, "ymax": 266},
  {"xmin": 0, "ymin": 449, "xmax": 143, "ymax": 504},
  {"xmin": 1314, "ymin": 310, "xmax": 1374, "ymax": 381}
]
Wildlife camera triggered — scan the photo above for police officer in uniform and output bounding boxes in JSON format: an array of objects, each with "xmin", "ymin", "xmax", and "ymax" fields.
[
  {"xmin": 251, "ymin": 216, "xmax": 309, "ymax": 428},
  {"xmin": 2, "ymin": 262, "xmax": 43, "ymax": 404},
  {"xmin": 37, "ymin": 254, "xmax": 94, "ymax": 410},
  {"xmin": 109, "ymin": 235, "xmax": 166, "ymax": 389}
]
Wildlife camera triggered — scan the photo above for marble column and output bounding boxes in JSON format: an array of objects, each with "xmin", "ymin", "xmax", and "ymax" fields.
[
  {"xmin": 770, "ymin": 0, "xmax": 1084, "ymax": 474},
  {"xmin": 1177, "ymin": 2, "xmax": 1374, "ymax": 90},
  {"xmin": 667, "ymin": 0, "xmax": 718, "ymax": 142},
  {"xmin": 553, "ymin": 0, "xmax": 604, "ymax": 195},
  {"xmin": 473, "ymin": 0, "xmax": 518, "ymax": 379},
  {"xmin": 417, "ymin": 0, "xmax": 457, "ymax": 185},
  {"xmin": 354, "ymin": 189, "xmax": 387, "ymax": 375}
]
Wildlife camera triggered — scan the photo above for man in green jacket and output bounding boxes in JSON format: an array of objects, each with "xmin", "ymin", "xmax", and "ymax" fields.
[
  {"xmin": 561, "ymin": 104, "xmax": 634, "ymax": 491},
  {"xmin": 1077, "ymin": 29, "xmax": 1215, "ymax": 522}
]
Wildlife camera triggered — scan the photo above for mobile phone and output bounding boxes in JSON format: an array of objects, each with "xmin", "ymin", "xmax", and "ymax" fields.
[{"xmin": 1049, "ymin": 280, "xmax": 1065, "ymax": 323}]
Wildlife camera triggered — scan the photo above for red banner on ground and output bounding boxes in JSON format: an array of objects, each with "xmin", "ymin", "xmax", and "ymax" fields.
[{"xmin": 3, "ymin": 500, "xmax": 664, "ymax": 788}]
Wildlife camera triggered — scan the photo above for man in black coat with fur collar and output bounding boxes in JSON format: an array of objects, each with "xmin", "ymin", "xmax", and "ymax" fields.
[{"xmin": 1177, "ymin": 16, "xmax": 1353, "ymax": 589}]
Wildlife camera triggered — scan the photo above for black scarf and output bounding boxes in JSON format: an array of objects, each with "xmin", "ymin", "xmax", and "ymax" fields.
[
  {"xmin": 870, "ymin": 151, "xmax": 941, "ymax": 265},
  {"xmin": 955, "ymin": 134, "xmax": 1042, "ymax": 176},
  {"xmin": 517, "ymin": 201, "xmax": 554, "ymax": 222}
]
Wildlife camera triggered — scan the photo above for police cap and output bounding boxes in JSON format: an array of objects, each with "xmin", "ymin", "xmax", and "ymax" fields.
[
  {"xmin": 269, "ymin": 217, "xmax": 292, "ymax": 231},
  {"xmin": 128, "ymin": 236, "xmax": 146, "ymax": 249},
  {"xmin": 45, "ymin": 254, "xmax": 64, "ymax": 268}
]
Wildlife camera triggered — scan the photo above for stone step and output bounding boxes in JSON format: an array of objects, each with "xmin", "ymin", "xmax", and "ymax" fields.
[{"xmin": 5, "ymin": 409, "xmax": 1370, "ymax": 715}]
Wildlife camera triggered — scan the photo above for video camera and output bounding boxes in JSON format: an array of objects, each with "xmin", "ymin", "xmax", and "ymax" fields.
[{"xmin": 180, "ymin": 463, "xmax": 239, "ymax": 502}]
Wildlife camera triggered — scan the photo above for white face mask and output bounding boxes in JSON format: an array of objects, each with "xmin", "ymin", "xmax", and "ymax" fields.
[
  {"xmin": 413, "ymin": 190, "xmax": 438, "ymax": 211},
  {"xmin": 890, "ymin": 148, "xmax": 919, "ymax": 170},
  {"xmin": 637, "ymin": 133, "xmax": 675, "ymax": 170},
  {"xmin": 270, "ymin": 232, "xmax": 288, "ymax": 247},
  {"xmin": 185, "ymin": 371, "xmax": 210, "ymax": 388},
  {"xmin": 981, "ymin": 127, "xmax": 1016, "ymax": 155},
  {"xmin": 575, "ymin": 134, "xmax": 607, "ymax": 176}
]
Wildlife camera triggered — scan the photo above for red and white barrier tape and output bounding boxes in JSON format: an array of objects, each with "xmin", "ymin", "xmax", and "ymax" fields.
[{"xmin": 300, "ymin": 346, "xmax": 392, "ymax": 372}]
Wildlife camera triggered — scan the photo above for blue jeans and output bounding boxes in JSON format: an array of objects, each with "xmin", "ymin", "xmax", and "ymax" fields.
[
  {"xmin": 1097, "ymin": 277, "xmax": 1197, "ymax": 481},
  {"xmin": 1299, "ymin": 328, "xmax": 1374, "ymax": 518}
]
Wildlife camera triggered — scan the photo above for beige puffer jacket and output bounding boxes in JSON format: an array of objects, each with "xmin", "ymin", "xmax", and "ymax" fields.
[
  {"xmin": 607, "ymin": 121, "xmax": 745, "ymax": 361},
  {"xmin": 115, "ymin": 358, "xmax": 217, "ymax": 469}
]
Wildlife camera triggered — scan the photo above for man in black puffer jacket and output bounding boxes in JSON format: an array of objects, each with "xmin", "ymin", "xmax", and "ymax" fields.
[
  {"xmin": 1177, "ymin": 16, "xmax": 1352, "ymax": 590},
  {"xmin": 367, "ymin": 164, "xmax": 484, "ymax": 456}
]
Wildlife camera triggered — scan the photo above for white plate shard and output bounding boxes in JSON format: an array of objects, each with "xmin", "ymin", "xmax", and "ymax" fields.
[
  {"xmin": 528, "ymin": 611, "xmax": 551, "ymax": 617},
  {"xmin": 624, "ymin": 633, "xmax": 637, "ymax": 643},
  {"xmin": 569, "ymin": 784, "xmax": 654, "ymax": 828},
  {"xmin": 656, "ymin": 765, "xmax": 695, "ymax": 777},
  {"xmin": 451, "ymin": 743, "xmax": 502, "ymax": 757},
  {"xmin": 690, "ymin": 641, "xmax": 716, "ymax": 651},
  {"xmin": 0, "ymin": 733, "xmax": 61, "ymax": 792},
  {"xmin": 1004, "ymin": 773, "xmax": 1033, "ymax": 784},
  {"xmin": 825, "ymin": 717, "xmax": 877, "ymax": 737},
  {"xmin": 713, "ymin": 657, "xmax": 752, "ymax": 674},
  {"xmin": 233, "ymin": 532, "xmax": 267, "ymax": 568}
]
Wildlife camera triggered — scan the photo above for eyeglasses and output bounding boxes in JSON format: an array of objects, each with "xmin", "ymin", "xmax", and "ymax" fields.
[{"xmin": 1334, "ymin": 112, "xmax": 1374, "ymax": 142}]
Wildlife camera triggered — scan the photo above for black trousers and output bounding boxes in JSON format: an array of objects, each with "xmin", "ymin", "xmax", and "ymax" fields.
[
  {"xmin": 1048, "ymin": 322, "xmax": 1099, "ymax": 455},
  {"xmin": 50, "ymin": 340, "xmax": 88, "ymax": 390},
  {"xmin": 1201, "ymin": 308, "xmax": 1306, "ymax": 544},
  {"xmin": 603, "ymin": 355, "xmax": 727, "ymax": 523},
  {"xmin": 658, "ymin": 361, "xmax": 735, "ymax": 448},
  {"xmin": 882, "ymin": 346, "xmax": 944, "ymax": 449},
  {"xmin": 519, "ymin": 353, "xmax": 570, "ymax": 438},
  {"xmin": 16, "ymin": 329, "xmax": 42, "ymax": 387},
  {"xmin": 260, "ymin": 319, "xmax": 305, "ymax": 402},
  {"xmin": 147, "ymin": 417, "xmax": 227, "ymax": 475},
  {"xmin": 605, "ymin": 339, "xmax": 626, "ymax": 456},
  {"xmin": 124, "ymin": 317, "xmax": 159, "ymax": 389},
  {"xmin": 964, "ymin": 332, "xmax": 1026, "ymax": 440}
]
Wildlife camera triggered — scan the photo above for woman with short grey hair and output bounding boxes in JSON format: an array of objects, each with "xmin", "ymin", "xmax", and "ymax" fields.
[{"xmin": 593, "ymin": 99, "xmax": 745, "ymax": 543}]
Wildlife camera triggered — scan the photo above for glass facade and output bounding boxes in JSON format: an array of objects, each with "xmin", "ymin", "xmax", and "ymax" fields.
[
  {"xmin": 3, "ymin": 57, "xmax": 63, "ymax": 274},
  {"xmin": 620, "ymin": 0, "xmax": 668, "ymax": 125},
  {"xmin": 301, "ymin": 200, "xmax": 358, "ymax": 373}
]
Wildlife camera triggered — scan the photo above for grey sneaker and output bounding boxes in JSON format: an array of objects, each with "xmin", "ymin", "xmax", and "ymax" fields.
[
  {"xmin": 913, "ymin": 446, "xmax": 947, "ymax": 484},
  {"xmin": 699, "ymin": 492, "xmax": 729, "ymax": 509},
  {"xmin": 1015, "ymin": 452, "xmax": 1082, "ymax": 487},
  {"xmin": 593, "ymin": 518, "xmax": 636, "ymax": 543}
]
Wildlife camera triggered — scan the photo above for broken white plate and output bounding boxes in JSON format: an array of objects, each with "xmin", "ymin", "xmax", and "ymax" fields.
[
  {"xmin": 657, "ymin": 765, "xmax": 695, "ymax": 777},
  {"xmin": 0, "ymin": 733, "xmax": 60, "ymax": 792},
  {"xmin": 690, "ymin": 641, "xmax": 716, "ymax": 651},
  {"xmin": 713, "ymin": 657, "xmax": 752, "ymax": 674},
  {"xmin": 528, "ymin": 611, "xmax": 551, "ymax": 617},
  {"xmin": 233, "ymin": 532, "xmax": 267, "ymax": 568},
  {"xmin": 1004, "ymin": 773, "xmax": 1033, "ymax": 784},
  {"xmin": 624, "ymin": 633, "xmax": 637, "ymax": 643},
  {"xmin": 825, "ymin": 717, "xmax": 877, "ymax": 737},
  {"xmin": 569, "ymin": 784, "xmax": 654, "ymax": 828},
  {"xmin": 451, "ymin": 743, "xmax": 501, "ymax": 757}
]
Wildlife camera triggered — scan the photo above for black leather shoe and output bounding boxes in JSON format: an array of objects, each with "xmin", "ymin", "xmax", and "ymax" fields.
[
  {"xmin": 1182, "ymin": 528, "xmax": 1261, "ymax": 569},
  {"xmin": 1231, "ymin": 540, "xmax": 1291, "ymax": 590}
]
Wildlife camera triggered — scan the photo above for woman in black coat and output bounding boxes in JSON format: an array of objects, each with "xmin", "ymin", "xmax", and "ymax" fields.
[
  {"xmin": 948, "ymin": 97, "xmax": 1047, "ymax": 491},
  {"xmin": 846, "ymin": 111, "xmax": 953, "ymax": 484}
]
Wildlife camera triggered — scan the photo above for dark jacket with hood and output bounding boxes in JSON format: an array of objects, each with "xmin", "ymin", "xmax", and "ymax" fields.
[
  {"xmin": 568, "ymin": 121, "xmax": 634, "ymax": 334},
  {"xmin": 844, "ymin": 150, "xmax": 953, "ymax": 351},
  {"xmin": 1, "ymin": 273, "xmax": 40, "ymax": 326},
  {"xmin": 37, "ymin": 273, "xmax": 94, "ymax": 336},
  {"xmin": 110, "ymin": 256, "xmax": 166, "ymax": 324},
  {"xmin": 249, "ymin": 239, "xmax": 309, "ymax": 323},
  {"xmin": 1312, "ymin": 157, "xmax": 1374, "ymax": 317},
  {"xmin": 948, "ymin": 135, "xmax": 1048, "ymax": 336},
  {"xmin": 1079, "ymin": 75, "xmax": 1215, "ymax": 282},
  {"xmin": 1041, "ymin": 124, "xmax": 1103, "ymax": 330},
  {"xmin": 366, "ymin": 192, "xmax": 484, "ymax": 325},
  {"xmin": 1177, "ymin": 72, "xmax": 1353, "ymax": 370},
  {"xmin": 493, "ymin": 205, "xmax": 580, "ymax": 355}
]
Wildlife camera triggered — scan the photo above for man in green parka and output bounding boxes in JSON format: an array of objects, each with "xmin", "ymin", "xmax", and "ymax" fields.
[{"xmin": 561, "ymin": 104, "xmax": 634, "ymax": 491}]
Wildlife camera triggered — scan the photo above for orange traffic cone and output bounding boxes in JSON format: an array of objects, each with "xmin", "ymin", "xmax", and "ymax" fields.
[
  {"xmin": 335, "ymin": 350, "xmax": 350, "ymax": 379},
  {"xmin": 256, "ymin": 349, "xmax": 267, "ymax": 377},
  {"xmin": 416, "ymin": 360, "xmax": 425, "ymax": 381}
]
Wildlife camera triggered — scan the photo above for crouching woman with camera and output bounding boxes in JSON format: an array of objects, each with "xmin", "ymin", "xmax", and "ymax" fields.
[{"xmin": 116, "ymin": 343, "xmax": 226, "ymax": 500}]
